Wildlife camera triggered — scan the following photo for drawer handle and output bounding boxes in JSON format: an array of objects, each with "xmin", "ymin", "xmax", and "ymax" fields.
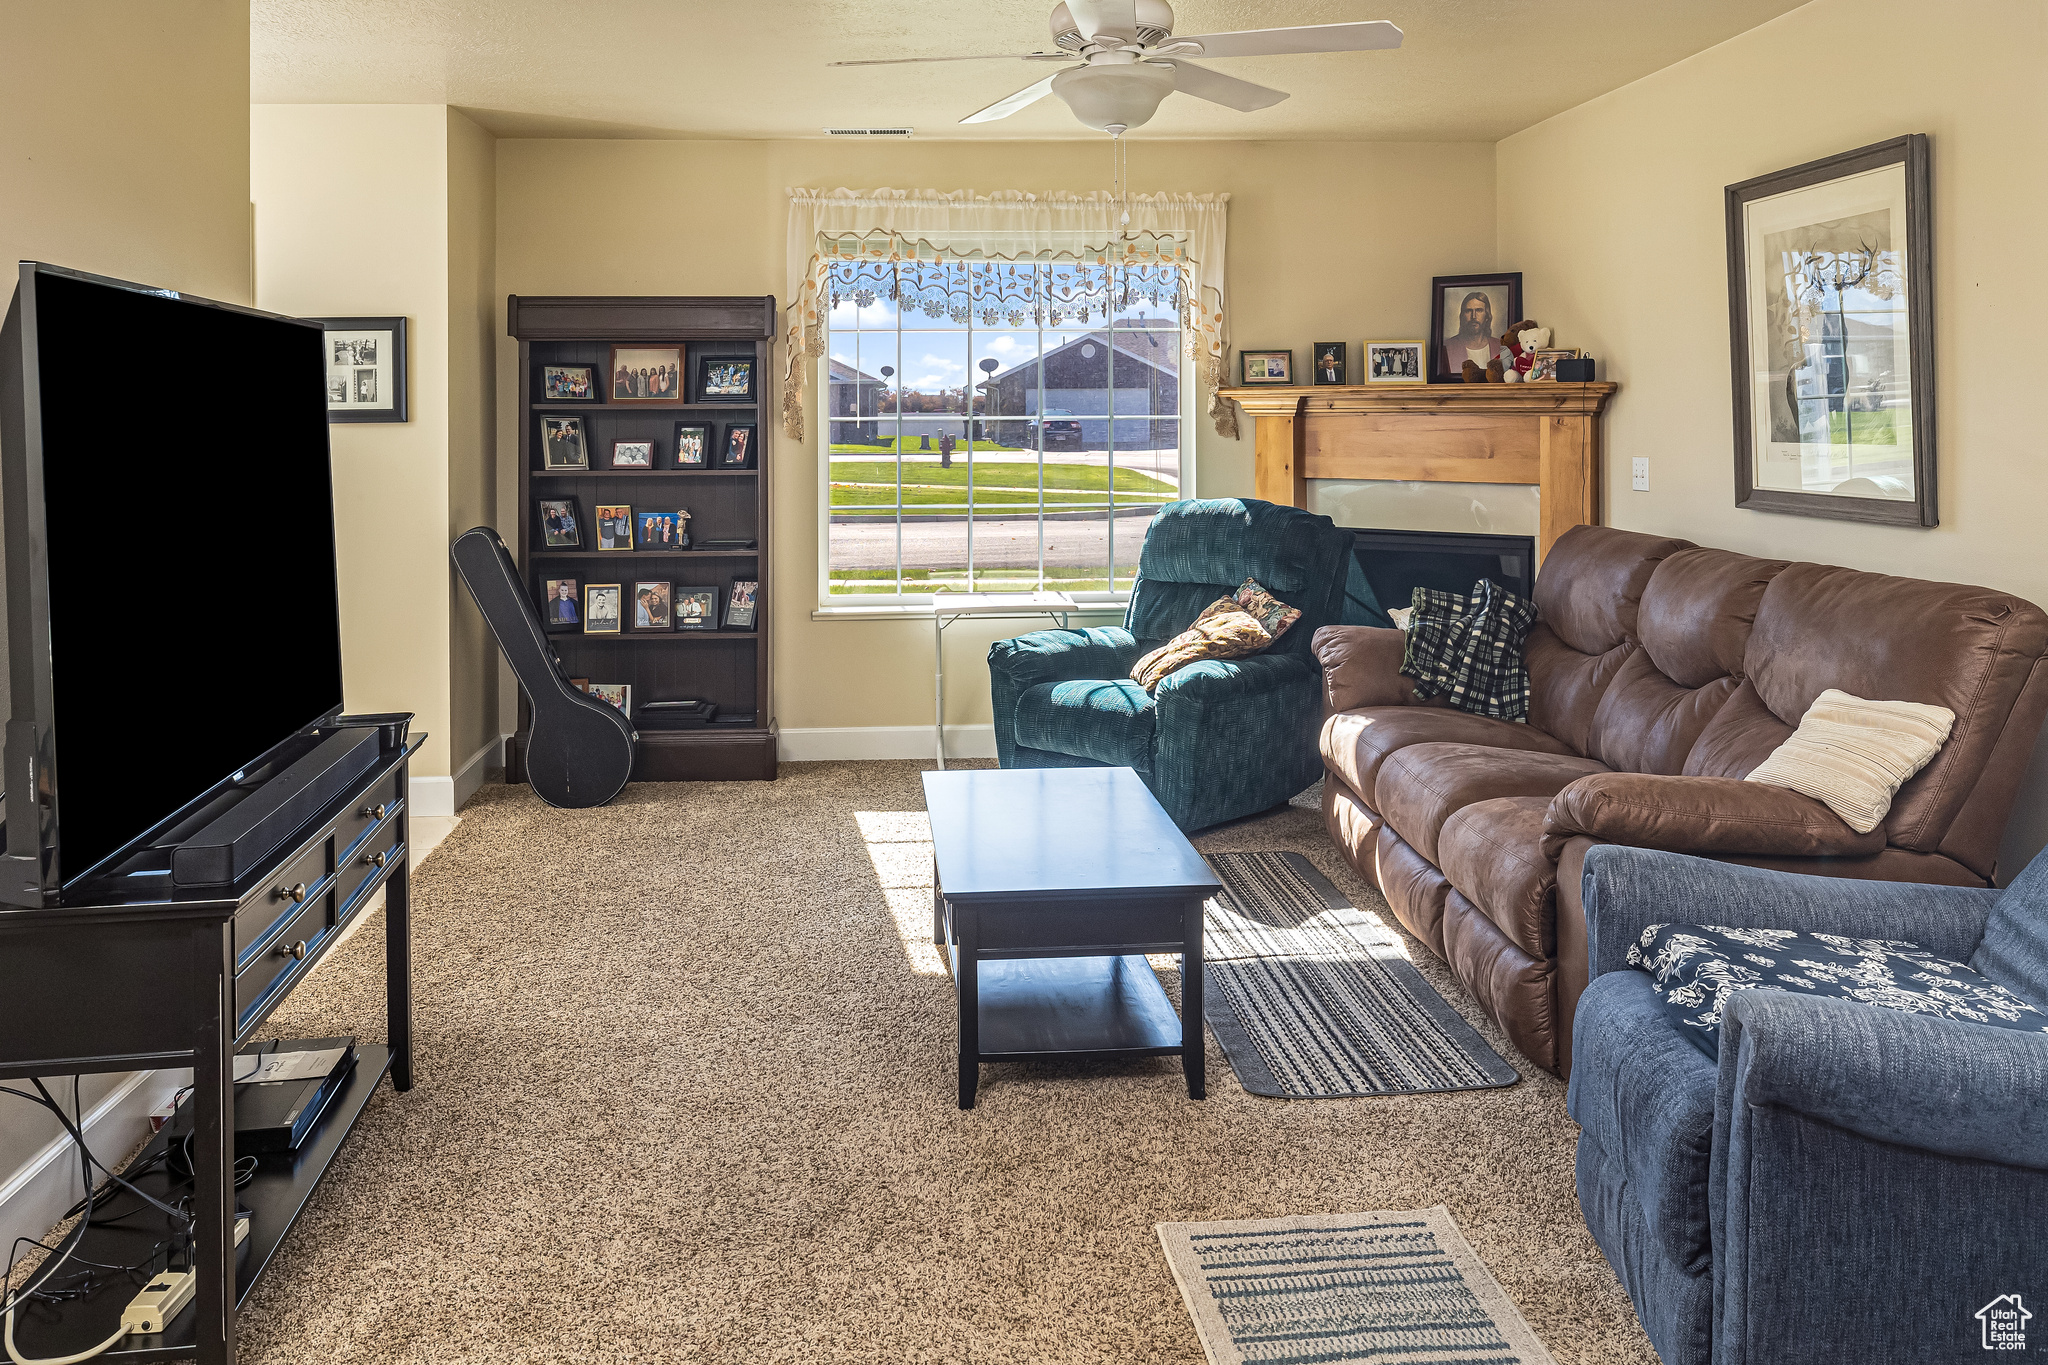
[
  {"xmin": 276, "ymin": 939, "xmax": 307, "ymax": 962},
  {"xmin": 362, "ymin": 850, "xmax": 388, "ymax": 869},
  {"xmin": 275, "ymin": 882, "xmax": 307, "ymax": 904},
  {"xmin": 361, "ymin": 802, "xmax": 389, "ymax": 820}
]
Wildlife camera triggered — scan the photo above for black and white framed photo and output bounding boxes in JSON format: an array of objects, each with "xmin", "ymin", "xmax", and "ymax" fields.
[
  {"xmin": 611, "ymin": 440, "xmax": 654, "ymax": 470},
  {"xmin": 720, "ymin": 423, "xmax": 757, "ymax": 469},
  {"xmin": 585, "ymin": 682, "xmax": 631, "ymax": 714},
  {"xmin": 1310, "ymin": 342, "xmax": 1346, "ymax": 386},
  {"xmin": 1728, "ymin": 134, "xmax": 1934, "ymax": 527},
  {"xmin": 595, "ymin": 504, "xmax": 633, "ymax": 551},
  {"xmin": 634, "ymin": 509, "xmax": 690, "ymax": 550},
  {"xmin": 1365, "ymin": 340, "xmax": 1424, "ymax": 383},
  {"xmin": 1429, "ymin": 273, "xmax": 1522, "ymax": 383},
  {"xmin": 610, "ymin": 346, "xmax": 683, "ymax": 402},
  {"xmin": 697, "ymin": 355, "xmax": 755, "ymax": 402},
  {"xmin": 540, "ymin": 415, "xmax": 589, "ymax": 470},
  {"xmin": 1239, "ymin": 350, "xmax": 1291, "ymax": 385},
  {"xmin": 673, "ymin": 422, "xmax": 711, "ymax": 468},
  {"xmin": 724, "ymin": 578, "xmax": 759, "ymax": 631},
  {"xmin": 631, "ymin": 580, "xmax": 673, "ymax": 631},
  {"xmin": 676, "ymin": 587, "xmax": 719, "ymax": 631},
  {"xmin": 538, "ymin": 498, "xmax": 582, "ymax": 549},
  {"xmin": 540, "ymin": 576, "xmax": 581, "ymax": 630},
  {"xmin": 542, "ymin": 365, "xmax": 597, "ymax": 401},
  {"xmin": 584, "ymin": 584, "xmax": 623, "ymax": 635},
  {"xmin": 312, "ymin": 317, "xmax": 407, "ymax": 423}
]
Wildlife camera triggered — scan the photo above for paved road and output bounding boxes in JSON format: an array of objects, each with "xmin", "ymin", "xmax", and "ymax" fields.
[{"xmin": 829, "ymin": 512, "xmax": 1153, "ymax": 573}]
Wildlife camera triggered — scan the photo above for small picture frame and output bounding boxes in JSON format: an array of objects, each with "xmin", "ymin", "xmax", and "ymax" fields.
[
  {"xmin": 1310, "ymin": 342, "xmax": 1346, "ymax": 386},
  {"xmin": 634, "ymin": 509, "xmax": 691, "ymax": 550},
  {"xmin": 540, "ymin": 576, "xmax": 581, "ymax": 631},
  {"xmin": 538, "ymin": 498, "xmax": 582, "ymax": 549},
  {"xmin": 724, "ymin": 579, "xmax": 759, "ymax": 631},
  {"xmin": 610, "ymin": 345, "xmax": 684, "ymax": 403},
  {"xmin": 595, "ymin": 504, "xmax": 634, "ymax": 551},
  {"xmin": 697, "ymin": 355, "xmax": 756, "ymax": 402},
  {"xmin": 1364, "ymin": 340, "xmax": 1425, "ymax": 383},
  {"xmin": 673, "ymin": 422, "xmax": 711, "ymax": 468},
  {"xmin": 675, "ymin": 587, "xmax": 720, "ymax": 631},
  {"xmin": 611, "ymin": 440, "xmax": 655, "ymax": 470},
  {"xmin": 583, "ymin": 584, "xmax": 622, "ymax": 635},
  {"xmin": 585, "ymin": 683, "xmax": 631, "ymax": 715},
  {"xmin": 631, "ymin": 580, "xmax": 673, "ymax": 631},
  {"xmin": 720, "ymin": 423, "xmax": 757, "ymax": 469},
  {"xmin": 1239, "ymin": 350, "xmax": 1292, "ymax": 385},
  {"xmin": 1527, "ymin": 347, "xmax": 1582, "ymax": 383},
  {"xmin": 541, "ymin": 415, "xmax": 589, "ymax": 470},
  {"xmin": 312, "ymin": 317, "xmax": 408, "ymax": 423},
  {"xmin": 542, "ymin": 365, "xmax": 596, "ymax": 401}
]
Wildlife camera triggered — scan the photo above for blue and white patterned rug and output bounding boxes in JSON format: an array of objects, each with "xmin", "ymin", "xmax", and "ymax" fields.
[{"xmin": 1157, "ymin": 1206, "xmax": 1557, "ymax": 1365}]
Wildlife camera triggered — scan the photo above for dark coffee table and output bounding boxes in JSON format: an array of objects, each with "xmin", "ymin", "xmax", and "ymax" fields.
[{"xmin": 922, "ymin": 766, "xmax": 1222, "ymax": 1109}]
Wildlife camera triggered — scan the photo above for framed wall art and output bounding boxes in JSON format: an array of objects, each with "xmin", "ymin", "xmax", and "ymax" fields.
[
  {"xmin": 1727, "ymin": 134, "xmax": 1934, "ymax": 526},
  {"xmin": 312, "ymin": 316, "xmax": 408, "ymax": 422},
  {"xmin": 1427, "ymin": 274, "xmax": 1521, "ymax": 384}
]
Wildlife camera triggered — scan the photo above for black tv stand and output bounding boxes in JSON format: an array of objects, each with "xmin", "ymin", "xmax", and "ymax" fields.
[{"xmin": 0, "ymin": 721, "xmax": 423, "ymax": 1365}]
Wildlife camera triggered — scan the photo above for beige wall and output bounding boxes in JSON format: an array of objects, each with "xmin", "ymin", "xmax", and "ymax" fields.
[
  {"xmin": 494, "ymin": 138, "xmax": 1496, "ymax": 734},
  {"xmin": 0, "ymin": 0, "xmax": 251, "ymax": 1256},
  {"xmin": 253, "ymin": 104, "xmax": 499, "ymax": 780},
  {"xmin": 1496, "ymin": 0, "xmax": 2048, "ymax": 877}
]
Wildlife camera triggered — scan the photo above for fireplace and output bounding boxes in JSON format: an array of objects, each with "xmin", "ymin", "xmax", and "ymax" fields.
[{"xmin": 1342, "ymin": 528, "xmax": 1535, "ymax": 629}]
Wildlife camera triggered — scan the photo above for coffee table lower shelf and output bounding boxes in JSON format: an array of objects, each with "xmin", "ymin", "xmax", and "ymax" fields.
[{"xmin": 951, "ymin": 949, "xmax": 1187, "ymax": 1059}]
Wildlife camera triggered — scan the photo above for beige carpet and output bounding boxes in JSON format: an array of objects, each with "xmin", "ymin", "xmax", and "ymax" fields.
[{"xmin": 242, "ymin": 762, "xmax": 1655, "ymax": 1365}]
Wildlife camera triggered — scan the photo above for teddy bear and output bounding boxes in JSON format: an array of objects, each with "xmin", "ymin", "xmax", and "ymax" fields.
[{"xmin": 1463, "ymin": 319, "xmax": 1544, "ymax": 382}]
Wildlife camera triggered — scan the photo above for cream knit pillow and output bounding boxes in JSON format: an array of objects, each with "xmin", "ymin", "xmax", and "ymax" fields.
[{"xmin": 1746, "ymin": 689, "xmax": 1956, "ymax": 834}]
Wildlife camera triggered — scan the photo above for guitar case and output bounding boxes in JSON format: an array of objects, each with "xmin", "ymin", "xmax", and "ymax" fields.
[{"xmin": 451, "ymin": 527, "xmax": 636, "ymax": 808}]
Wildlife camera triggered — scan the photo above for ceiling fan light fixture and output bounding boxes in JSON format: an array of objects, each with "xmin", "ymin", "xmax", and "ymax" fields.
[{"xmin": 1050, "ymin": 62, "xmax": 1175, "ymax": 131}]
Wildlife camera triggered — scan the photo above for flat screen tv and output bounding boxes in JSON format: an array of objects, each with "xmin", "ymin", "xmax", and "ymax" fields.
[{"xmin": 0, "ymin": 263, "xmax": 345, "ymax": 901}]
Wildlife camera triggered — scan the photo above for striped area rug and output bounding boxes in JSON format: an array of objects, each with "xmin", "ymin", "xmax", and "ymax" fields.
[
  {"xmin": 1202, "ymin": 852, "xmax": 1516, "ymax": 1098},
  {"xmin": 1157, "ymin": 1206, "xmax": 1557, "ymax": 1365}
]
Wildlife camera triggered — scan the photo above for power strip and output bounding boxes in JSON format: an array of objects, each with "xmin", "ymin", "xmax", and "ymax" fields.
[{"xmin": 119, "ymin": 1217, "xmax": 249, "ymax": 1337}]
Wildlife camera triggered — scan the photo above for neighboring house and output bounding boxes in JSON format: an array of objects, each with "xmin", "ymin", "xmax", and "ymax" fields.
[
  {"xmin": 827, "ymin": 358, "xmax": 885, "ymax": 441},
  {"xmin": 976, "ymin": 324, "xmax": 1179, "ymax": 447}
]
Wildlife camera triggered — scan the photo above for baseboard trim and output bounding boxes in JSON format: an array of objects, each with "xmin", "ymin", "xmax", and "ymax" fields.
[
  {"xmin": 0, "ymin": 1068, "xmax": 191, "ymax": 1266},
  {"xmin": 412, "ymin": 734, "xmax": 508, "ymax": 817},
  {"xmin": 778, "ymin": 724, "xmax": 995, "ymax": 762}
]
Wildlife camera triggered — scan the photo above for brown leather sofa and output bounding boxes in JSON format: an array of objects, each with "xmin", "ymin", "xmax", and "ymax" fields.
[{"xmin": 1313, "ymin": 525, "xmax": 2048, "ymax": 1076}]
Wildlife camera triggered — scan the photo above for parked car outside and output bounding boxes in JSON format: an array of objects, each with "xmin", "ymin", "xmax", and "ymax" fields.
[{"xmin": 1030, "ymin": 410, "xmax": 1083, "ymax": 450}]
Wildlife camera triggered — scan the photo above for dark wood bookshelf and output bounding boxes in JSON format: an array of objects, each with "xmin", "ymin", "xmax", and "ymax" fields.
[{"xmin": 508, "ymin": 295, "xmax": 776, "ymax": 782}]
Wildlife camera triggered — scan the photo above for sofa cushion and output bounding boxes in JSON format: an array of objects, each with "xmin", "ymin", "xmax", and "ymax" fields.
[
  {"xmin": 1378, "ymin": 744, "xmax": 1608, "ymax": 867},
  {"xmin": 1627, "ymin": 922, "xmax": 2048, "ymax": 1059},
  {"xmin": 1442, "ymin": 890, "xmax": 1558, "ymax": 1073},
  {"xmin": 1682, "ymin": 680, "xmax": 1795, "ymax": 779},
  {"xmin": 1013, "ymin": 679, "xmax": 1156, "ymax": 770},
  {"xmin": 1585, "ymin": 649, "xmax": 1741, "ymax": 776},
  {"xmin": 1438, "ymin": 797, "xmax": 1558, "ymax": 958},
  {"xmin": 1534, "ymin": 525, "xmax": 1692, "ymax": 657},
  {"xmin": 1541, "ymin": 773, "xmax": 1886, "ymax": 861},
  {"xmin": 1375, "ymin": 823, "xmax": 1452, "ymax": 958},
  {"xmin": 1636, "ymin": 546, "xmax": 1787, "ymax": 688},
  {"xmin": 1527, "ymin": 624, "xmax": 1633, "ymax": 757},
  {"xmin": 1320, "ymin": 708, "xmax": 1575, "ymax": 812}
]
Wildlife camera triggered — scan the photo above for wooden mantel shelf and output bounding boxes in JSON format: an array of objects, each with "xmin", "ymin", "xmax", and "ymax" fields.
[{"xmin": 1219, "ymin": 382, "xmax": 1619, "ymax": 560}]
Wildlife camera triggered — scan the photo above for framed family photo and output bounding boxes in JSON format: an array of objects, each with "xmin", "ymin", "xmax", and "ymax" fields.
[
  {"xmin": 538, "ymin": 498, "xmax": 582, "ymax": 549},
  {"xmin": 676, "ymin": 587, "xmax": 719, "ymax": 631},
  {"xmin": 583, "ymin": 584, "xmax": 623, "ymax": 635},
  {"xmin": 611, "ymin": 440, "xmax": 654, "ymax": 470},
  {"xmin": 724, "ymin": 579, "xmax": 759, "ymax": 631},
  {"xmin": 541, "ymin": 415, "xmax": 588, "ymax": 470},
  {"xmin": 585, "ymin": 682, "xmax": 631, "ymax": 714},
  {"xmin": 634, "ymin": 509, "xmax": 690, "ymax": 550},
  {"xmin": 1310, "ymin": 343, "xmax": 1346, "ymax": 386},
  {"xmin": 1239, "ymin": 350, "xmax": 1291, "ymax": 385},
  {"xmin": 673, "ymin": 422, "xmax": 711, "ymax": 468},
  {"xmin": 313, "ymin": 317, "xmax": 408, "ymax": 423},
  {"xmin": 540, "ymin": 576, "xmax": 580, "ymax": 630},
  {"xmin": 595, "ymin": 504, "xmax": 634, "ymax": 551},
  {"xmin": 542, "ymin": 364, "xmax": 596, "ymax": 401},
  {"xmin": 631, "ymin": 580, "xmax": 673, "ymax": 631},
  {"xmin": 610, "ymin": 345, "xmax": 683, "ymax": 402},
  {"xmin": 721, "ymin": 423, "xmax": 756, "ymax": 469},
  {"xmin": 1365, "ymin": 341, "xmax": 1424, "ymax": 383},
  {"xmin": 1527, "ymin": 348, "xmax": 1581, "ymax": 383},
  {"xmin": 1727, "ymin": 134, "xmax": 1934, "ymax": 526},
  {"xmin": 1428, "ymin": 273, "xmax": 1522, "ymax": 383},
  {"xmin": 697, "ymin": 355, "xmax": 755, "ymax": 401}
]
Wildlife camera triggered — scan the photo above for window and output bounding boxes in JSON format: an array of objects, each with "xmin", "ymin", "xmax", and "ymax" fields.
[{"xmin": 822, "ymin": 258, "xmax": 1188, "ymax": 601}]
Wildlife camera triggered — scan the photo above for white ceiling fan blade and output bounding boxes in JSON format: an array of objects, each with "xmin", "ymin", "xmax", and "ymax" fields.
[
  {"xmin": 1067, "ymin": 0, "xmax": 1140, "ymax": 43},
  {"xmin": 960, "ymin": 73, "xmax": 1060, "ymax": 124},
  {"xmin": 1162, "ymin": 60, "xmax": 1288, "ymax": 113},
  {"xmin": 831, "ymin": 52, "xmax": 1067, "ymax": 67},
  {"xmin": 1171, "ymin": 21, "xmax": 1404, "ymax": 60}
]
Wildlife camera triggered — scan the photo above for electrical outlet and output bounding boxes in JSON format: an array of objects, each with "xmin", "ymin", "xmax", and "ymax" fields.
[{"xmin": 1631, "ymin": 458, "xmax": 1649, "ymax": 491}]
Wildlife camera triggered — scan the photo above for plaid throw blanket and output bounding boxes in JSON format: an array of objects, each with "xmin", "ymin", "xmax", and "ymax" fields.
[{"xmin": 1399, "ymin": 579, "xmax": 1538, "ymax": 721}]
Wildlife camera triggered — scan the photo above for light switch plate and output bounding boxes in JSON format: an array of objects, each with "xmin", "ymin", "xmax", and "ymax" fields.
[{"xmin": 1632, "ymin": 458, "xmax": 1649, "ymax": 491}]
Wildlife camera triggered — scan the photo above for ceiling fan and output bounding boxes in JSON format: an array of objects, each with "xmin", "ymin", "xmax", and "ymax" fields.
[{"xmin": 830, "ymin": 0, "xmax": 1403, "ymax": 133}]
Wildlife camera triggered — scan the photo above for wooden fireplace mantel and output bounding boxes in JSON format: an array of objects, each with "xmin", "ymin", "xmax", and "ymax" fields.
[{"xmin": 1219, "ymin": 382, "xmax": 1619, "ymax": 560}]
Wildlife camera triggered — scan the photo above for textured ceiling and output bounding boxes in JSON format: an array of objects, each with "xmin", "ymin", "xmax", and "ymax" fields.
[{"xmin": 251, "ymin": 0, "xmax": 1809, "ymax": 142}]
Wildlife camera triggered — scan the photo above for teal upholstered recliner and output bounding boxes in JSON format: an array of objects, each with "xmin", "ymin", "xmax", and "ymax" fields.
[{"xmin": 987, "ymin": 498, "xmax": 1354, "ymax": 831}]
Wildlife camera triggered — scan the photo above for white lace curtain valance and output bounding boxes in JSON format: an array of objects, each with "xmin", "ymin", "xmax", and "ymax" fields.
[{"xmin": 781, "ymin": 187, "xmax": 1234, "ymax": 442}]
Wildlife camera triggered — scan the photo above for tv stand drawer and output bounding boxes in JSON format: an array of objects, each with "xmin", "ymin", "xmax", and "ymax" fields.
[
  {"xmin": 235, "ymin": 840, "xmax": 332, "ymax": 967},
  {"xmin": 235, "ymin": 892, "xmax": 331, "ymax": 1029}
]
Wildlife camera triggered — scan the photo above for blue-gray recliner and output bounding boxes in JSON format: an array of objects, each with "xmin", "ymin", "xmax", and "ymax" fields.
[
  {"xmin": 986, "ymin": 498, "xmax": 1352, "ymax": 832},
  {"xmin": 1570, "ymin": 842, "xmax": 2048, "ymax": 1364}
]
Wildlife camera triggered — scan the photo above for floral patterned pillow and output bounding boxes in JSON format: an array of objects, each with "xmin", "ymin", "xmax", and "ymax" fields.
[
  {"xmin": 1628, "ymin": 922, "xmax": 2048, "ymax": 1058},
  {"xmin": 1232, "ymin": 578, "xmax": 1301, "ymax": 641},
  {"xmin": 1129, "ymin": 598, "xmax": 1277, "ymax": 692}
]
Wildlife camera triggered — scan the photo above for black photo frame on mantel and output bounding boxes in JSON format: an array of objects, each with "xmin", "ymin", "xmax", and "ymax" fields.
[
  {"xmin": 312, "ymin": 316, "xmax": 408, "ymax": 422},
  {"xmin": 1426, "ymin": 274, "xmax": 1522, "ymax": 384},
  {"xmin": 1727, "ymin": 134, "xmax": 1935, "ymax": 527}
]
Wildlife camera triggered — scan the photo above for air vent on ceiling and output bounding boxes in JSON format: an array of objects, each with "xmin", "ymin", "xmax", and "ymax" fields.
[{"xmin": 824, "ymin": 127, "xmax": 914, "ymax": 137}]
